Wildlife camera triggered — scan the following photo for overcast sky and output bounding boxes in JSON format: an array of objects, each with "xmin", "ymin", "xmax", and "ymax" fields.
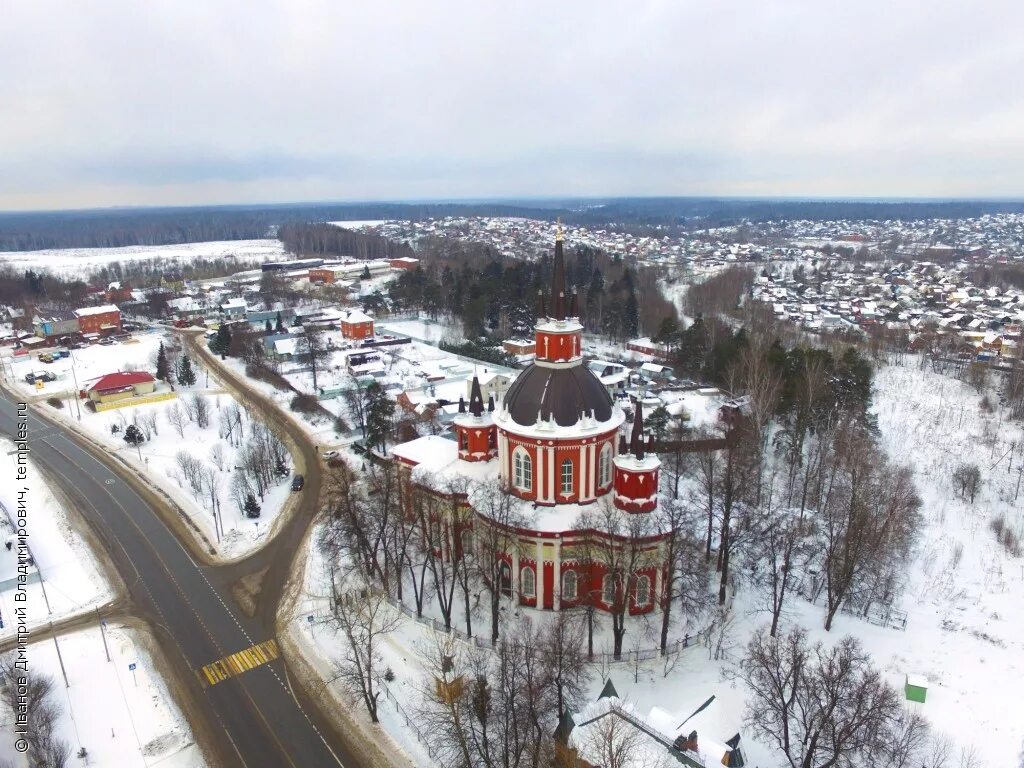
[{"xmin": 2, "ymin": 1, "xmax": 1023, "ymax": 210}]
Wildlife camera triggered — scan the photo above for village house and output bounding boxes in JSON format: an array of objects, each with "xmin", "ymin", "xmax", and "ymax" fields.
[
  {"xmin": 74, "ymin": 304, "xmax": 121, "ymax": 335},
  {"xmin": 340, "ymin": 309, "xmax": 374, "ymax": 340}
]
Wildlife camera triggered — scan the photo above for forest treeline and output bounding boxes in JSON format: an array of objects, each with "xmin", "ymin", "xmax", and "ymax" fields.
[
  {"xmin": 384, "ymin": 238, "xmax": 676, "ymax": 341},
  {"xmin": 6, "ymin": 198, "xmax": 1024, "ymax": 251},
  {"xmin": 277, "ymin": 222, "xmax": 416, "ymax": 260}
]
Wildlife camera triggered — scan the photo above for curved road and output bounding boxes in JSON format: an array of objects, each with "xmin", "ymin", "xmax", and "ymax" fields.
[{"xmin": 0, "ymin": 388, "xmax": 357, "ymax": 767}]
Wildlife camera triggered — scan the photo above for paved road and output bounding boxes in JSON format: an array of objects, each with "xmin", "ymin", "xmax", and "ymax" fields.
[{"xmin": 0, "ymin": 393, "xmax": 357, "ymax": 768}]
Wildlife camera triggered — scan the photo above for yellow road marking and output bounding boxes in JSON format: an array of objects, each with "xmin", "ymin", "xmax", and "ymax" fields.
[{"xmin": 199, "ymin": 639, "xmax": 280, "ymax": 687}]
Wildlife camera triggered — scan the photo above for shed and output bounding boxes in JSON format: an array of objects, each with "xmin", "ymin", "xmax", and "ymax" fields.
[{"xmin": 905, "ymin": 674, "xmax": 928, "ymax": 703}]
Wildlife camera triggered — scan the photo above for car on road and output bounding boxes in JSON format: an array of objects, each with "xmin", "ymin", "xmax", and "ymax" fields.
[
  {"xmin": 98, "ymin": 337, "xmax": 114, "ymax": 346},
  {"xmin": 25, "ymin": 371, "xmax": 57, "ymax": 384},
  {"xmin": 38, "ymin": 352, "xmax": 55, "ymax": 363},
  {"xmin": 321, "ymin": 450, "xmax": 340, "ymax": 460},
  {"xmin": 291, "ymin": 474, "xmax": 305, "ymax": 492}
]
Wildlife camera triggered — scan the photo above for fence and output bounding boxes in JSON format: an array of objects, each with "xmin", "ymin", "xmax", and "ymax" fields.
[
  {"xmin": 379, "ymin": 681, "xmax": 438, "ymax": 760},
  {"xmin": 93, "ymin": 390, "xmax": 177, "ymax": 412},
  {"xmin": 807, "ymin": 584, "xmax": 908, "ymax": 631},
  {"xmin": 388, "ymin": 598, "xmax": 705, "ymax": 665}
]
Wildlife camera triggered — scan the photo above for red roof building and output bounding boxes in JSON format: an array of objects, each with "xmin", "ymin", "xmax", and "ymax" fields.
[{"xmin": 87, "ymin": 371, "xmax": 156, "ymax": 401}]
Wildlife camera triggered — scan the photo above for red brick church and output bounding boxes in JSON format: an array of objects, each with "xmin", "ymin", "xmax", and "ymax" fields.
[{"xmin": 393, "ymin": 227, "xmax": 668, "ymax": 615}]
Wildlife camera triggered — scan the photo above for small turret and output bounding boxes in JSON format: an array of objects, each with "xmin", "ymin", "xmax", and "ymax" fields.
[
  {"xmin": 612, "ymin": 398, "xmax": 661, "ymax": 513},
  {"xmin": 454, "ymin": 375, "xmax": 497, "ymax": 463}
]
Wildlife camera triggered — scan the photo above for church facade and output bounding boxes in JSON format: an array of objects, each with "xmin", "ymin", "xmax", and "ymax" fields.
[{"xmin": 392, "ymin": 228, "xmax": 669, "ymax": 615}]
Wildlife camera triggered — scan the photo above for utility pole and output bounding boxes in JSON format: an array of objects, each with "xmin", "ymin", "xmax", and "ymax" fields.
[
  {"xmin": 51, "ymin": 624, "xmax": 69, "ymax": 687},
  {"xmin": 69, "ymin": 352, "xmax": 82, "ymax": 421},
  {"xmin": 97, "ymin": 609, "xmax": 111, "ymax": 662}
]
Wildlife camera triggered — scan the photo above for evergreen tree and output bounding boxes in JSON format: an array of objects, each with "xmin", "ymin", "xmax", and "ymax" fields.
[
  {"xmin": 364, "ymin": 381, "xmax": 395, "ymax": 453},
  {"xmin": 265, "ymin": 319, "xmax": 273, "ymax": 334},
  {"xmin": 360, "ymin": 264, "xmax": 371, "ymax": 280},
  {"xmin": 155, "ymin": 341, "xmax": 171, "ymax": 382},
  {"xmin": 243, "ymin": 493, "xmax": 261, "ymax": 519},
  {"xmin": 645, "ymin": 405, "xmax": 671, "ymax": 444},
  {"xmin": 123, "ymin": 424, "xmax": 145, "ymax": 447},
  {"xmin": 275, "ymin": 311, "xmax": 285, "ymax": 333},
  {"xmin": 177, "ymin": 354, "xmax": 197, "ymax": 387},
  {"xmin": 211, "ymin": 323, "xmax": 232, "ymax": 356}
]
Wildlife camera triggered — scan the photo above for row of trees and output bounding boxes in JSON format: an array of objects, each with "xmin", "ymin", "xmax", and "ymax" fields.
[
  {"xmin": 386, "ymin": 241, "xmax": 675, "ymax": 341},
  {"xmin": 0, "ymin": 653, "xmax": 70, "ymax": 767}
]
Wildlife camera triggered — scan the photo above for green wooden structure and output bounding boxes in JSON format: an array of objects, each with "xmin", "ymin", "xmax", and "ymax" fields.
[{"xmin": 905, "ymin": 674, "xmax": 928, "ymax": 703}]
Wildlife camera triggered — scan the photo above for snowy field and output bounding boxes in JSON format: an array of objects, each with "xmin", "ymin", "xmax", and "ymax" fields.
[
  {"xmin": 376, "ymin": 319, "xmax": 460, "ymax": 345},
  {"xmin": 0, "ymin": 239, "xmax": 287, "ymax": 279},
  {"xmin": 0, "ymin": 440, "xmax": 112, "ymax": 641},
  {"xmin": 0, "ymin": 623, "xmax": 205, "ymax": 768}
]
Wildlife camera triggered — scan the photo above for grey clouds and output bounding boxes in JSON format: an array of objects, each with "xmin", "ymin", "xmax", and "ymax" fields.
[{"xmin": 2, "ymin": 1, "xmax": 1022, "ymax": 209}]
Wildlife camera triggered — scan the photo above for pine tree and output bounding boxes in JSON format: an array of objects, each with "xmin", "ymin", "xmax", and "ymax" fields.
[
  {"xmin": 243, "ymin": 493, "xmax": 261, "ymax": 519},
  {"xmin": 360, "ymin": 265, "xmax": 371, "ymax": 280},
  {"xmin": 177, "ymin": 354, "xmax": 197, "ymax": 387},
  {"xmin": 275, "ymin": 312, "xmax": 285, "ymax": 333},
  {"xmin": 211, "ymin": 323, "xmax": 232, "ymax": 356},
  {"xmin": 364, "ymin": 381, "xmax": 395, "ymax": 453},
  {"xmin": 265, "ymin": 319, "xmax": 273, "ymax": 334},
  {"xmin": 155, "ymin": 341, "xmax": 171, "ymax": 382},
  {"xmin": 123, "ymin": 424, "xmax": 145, "ymax": 447}
]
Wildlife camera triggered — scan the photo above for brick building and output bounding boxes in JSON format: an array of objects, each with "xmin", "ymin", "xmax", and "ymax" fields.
[
  {"xmin": 340, "ymin": 309, "xmax": 374, "ymax": 340},
  {"xmin": 74, "ymin": 305, "xmax": 121, "ymax": 335},
  {"xmin": 392, "ymin": 229, "xmax": 667, "ymax": 616}
]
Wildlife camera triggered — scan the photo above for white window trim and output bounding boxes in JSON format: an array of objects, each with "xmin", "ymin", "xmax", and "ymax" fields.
[
  {"xmin": 602, "ymin": 574, "xmax": 616, "ymax": 605},
  {"xmin": 521, "ymin": 565, "xmax": 536, "ymax": 597},
  {"xmin": 513, "ymin": 447, "xmax": 533, "ymax": 491},
  {"xmin": 560, "ymin": 458, "xmax": 574, "ymax": 495},
  {"xmin": 599, "ymin": 444, "xmax": 613, "ymax": 487},
  {"xmin": 635, "ymin": 574, "xmax": 651, "ymax": 607},
  {"xmin": 562, "ymin": 569, "xmax": 577, "ymax": 600}
]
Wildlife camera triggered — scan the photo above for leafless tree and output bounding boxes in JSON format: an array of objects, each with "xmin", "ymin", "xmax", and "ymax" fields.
[
  {"xmin": 575, "ymin": 499, "xmax": 654, "ymax": 660},
  {"xmin": 540, "ymin": 611, "xmax": 591, "ymax": 718},
  {"xmin": 470, "ymin": 480, "xmax": 526, "ymax": 645},
  {"xmin": 819, "ymin": 421, "xmax": 921, "ymax": 631},
  {"xmin": 417, "ymin": 619, "xmax": 555, "ymax": 768},
  {"xmin": 343, "ymin": 371, "xmax": 369, "ymax": 439},
  {"xmin": 210, "ymin": 442, "xmax": 226, "ymax": 471},
  {"xmin": 655, "ymin": 497, "xmax": 710, "ymax": 652},
  {"xmin": 175, "ymin": 451, "xmax": 205, "ymax": 498},
  {"xmin": 300, "ymin": 324, "xmax": 331, "ymax": 392},
  {"xmin": 166, "ymin": 402, "xmax": 187, "ymax": 438},
  {"xmin": 692, "ymin": 443, "xmax": 720, "ymax": 563},
  {"xmin": 737, "ymin": 627, "xmax": 931, "ymax": 768},
  {"xmin": 952, "ymin": 463, "xmax": 982, "ymax": 504},
  {"xmin": 414, "ymin": 477, "xmax": 471, "ymax": 632},
  {"xmin": 186, "ymin": 392, "xmax": 211, "ymax": 429},
  {"xmin": 578, "ymin": 712, "xmax": 673, "ymax": 768},
  {"xmin": 325, "ymin": 578, "xmax": 400, "ymax": 724},
  {"xmin": 137, "ymin": 409, "xmax": 158, "ymax": 440}
]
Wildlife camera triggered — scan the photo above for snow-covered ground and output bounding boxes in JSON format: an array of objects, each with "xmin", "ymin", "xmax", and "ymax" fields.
[
  {"xmin": 4, "ymin": 331, "xmax": 166, "ymax": 399},
  {"xmin": 6, "ymin": 330, "xmax": 295, "ymax": 558},
  {"xmin": 0, "ymin": 239, "xmax": 286, "ymax": 279},
  {"xmin": 377, "ymin": 319, "xmax": 460, "ymax": 345},
  {"xmin": 0, "ymin": 439, "xmax": 112, "ymax": 640},
  {"xmin": 0, "ymin": 623, "xmax": 205, "ymax": 767},
  {"xmin": 285, "ymin": 355, "xmax": 1024, "ymax": 767}
]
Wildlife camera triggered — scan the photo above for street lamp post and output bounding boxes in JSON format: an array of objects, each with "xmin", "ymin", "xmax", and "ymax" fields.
[{"xmin": 68, "ymin": 351, "xmax": 82, "ymax": 421}]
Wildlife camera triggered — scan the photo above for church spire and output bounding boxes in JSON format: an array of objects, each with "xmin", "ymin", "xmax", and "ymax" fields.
[
  {"xmin": 468, "ymin": 375, "xmax": 485, "ymax": 417},
  {"xmin": 551, "ymin": 221, "xmax": 566, "ymax": 321},
  {"xmin": 629, "ymin": 400, "xmax": 646, "ymax": 460}
]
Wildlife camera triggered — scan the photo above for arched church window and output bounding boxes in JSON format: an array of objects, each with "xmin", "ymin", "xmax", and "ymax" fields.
[
  {"xmin": 599, "ymin": 444, "xmax": 613, "ymax": 487},
  {"xmin": 635, "ymin": 574, "xmax": 651, "ymax": 607},
  {"xmin": 562, "ymin": 570, "xmax": 577, "ymax": 600},
  {"xmin": 514, "ymin": 448, "xmax": 532, "ymax": 491},
  {"xmin": 602, "ymin": 574, "xmax": 617, "ymax": 605},
  {"xmin": 521, "ymin": 566, "xmax": 536, "ymax": 597}
]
